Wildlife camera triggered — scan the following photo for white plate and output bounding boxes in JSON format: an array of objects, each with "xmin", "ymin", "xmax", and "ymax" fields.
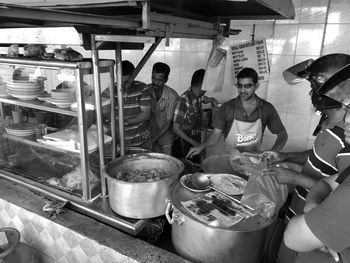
[
  {"xmin": 210, "ymin": 174, "xmax": 247, "ymax": 195},
  {"xmin": 180, "ymin": 174, "xmax": 211, "ymax": 193},
  {"xmin": 7, "ymin": 93, "xmax": 40, "ymax": 100}
]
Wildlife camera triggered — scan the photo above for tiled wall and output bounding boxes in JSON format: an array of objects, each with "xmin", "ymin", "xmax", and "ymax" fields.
[
  {"xmin": 115, "ymin": 0, "xmax": 349, "ymax": 152},
  {"xmin": 0, "ymin": 198, "xmax": 137, "ymax": 263},
  {"xmin": 3, "ymin": 0, "xmax": 347, "ymax": 152}
]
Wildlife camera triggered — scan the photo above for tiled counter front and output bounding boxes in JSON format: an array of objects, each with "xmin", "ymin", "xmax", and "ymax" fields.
[{"xmin": 0, "ymin": 179, "xmax": 189, "ymax": 263}]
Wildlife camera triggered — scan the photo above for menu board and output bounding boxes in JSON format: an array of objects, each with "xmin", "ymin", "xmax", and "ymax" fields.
[{"xmin": 231, "ymin": 39, "xmax": 269, "ymax": 81}]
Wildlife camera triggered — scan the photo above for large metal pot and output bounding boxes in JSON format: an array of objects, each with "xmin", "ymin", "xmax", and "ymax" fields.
[
  {"xmin": 166, "ymin": 181, "xmax": 275, "ymax": 263},
  {"xmin": 105, "ymin": 153, "xmax": 184, "ymax": 219}
]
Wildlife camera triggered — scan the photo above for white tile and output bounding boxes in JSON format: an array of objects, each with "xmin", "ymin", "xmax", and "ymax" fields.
[
  {"xmin": 272, "ymin": 24, "xmax": 299, "ymax": 55},
  {"xmin": 287, "ymin": 81, "xmax": 315, "ymax": 114},
  {"xmin": 276, "ymin": 0, "xmax": 303, "ymax": 24},
  {"xmin": 300, "ymin": 0, "xmax": 328, "ymax": 23},
  {"xmin": 267, "ymin": 81, "xmax": 290, "ymax": 112},
  {"xmin": 150, "ymin": 50, "xmax": 165, "ymax": 65},
  {"xmin": 328, "ymin": 0, "xmax": 350, "ymax": 23},
  {"xmin": 231, "ymin": 20, "xmax": 275, "ymax": 27},
  {"xmin": 323, "ymin": 24, "xmax": 350, "ymax": 55},
  {"xmin": 285, "ymin": 113, "xmax": 312, "ymax": 142},
  {"xmin": 282, "ymin": 139, "xmax": 307, "ymax": 152},
  {"xmin": 196, "ymin": 52, "xmax": 210, "ymax": 69},
  {"xmin": 197, "ymin": 39, "xmax": 212, "ymax": 52},
  {"xmin": 180, "ymin": 38, "xmax": 198, "ymax": 52},
  {"xmin": 164, "ymin": 51, "xmax": 180, "ymax": 79},
  {"xmin": 230, "ymin": 26, "xmax": 255, "ymax": 44},
  {"xmin": 295, "ymin": 24, "xmax": 325, "ymax": 56},
  {"xmin": 179, "ymin": 52, "xmax": 197, "ymax": 76},
  {"xmin": 164, "ymin": 38, "xmax": 181, "ymax": 51}
]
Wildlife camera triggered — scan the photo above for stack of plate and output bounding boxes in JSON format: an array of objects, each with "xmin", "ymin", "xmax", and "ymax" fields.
[
  {"xmin": 50, "ymin": 89, "xmax": 76, "ymax": 108},
  {"xmin": 6, "ymin": 80, "xmax": 45, "ymax": 100},
  {"xmin": 5, "ymin": 123, "xmax": 38, "ymax": 139}
]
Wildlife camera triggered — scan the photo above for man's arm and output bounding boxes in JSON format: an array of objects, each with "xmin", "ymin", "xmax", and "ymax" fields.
[
  {"xmin": 173, "ymin": 122, "xmax": 199, "ymax": 146},
  {"xmin": 263, "ymin": 167, "xmax": 318, "ymax": 188},
  {"xmin": 202, "ymin": 95, "xmax": 218, "ymax": 107},
  {"xmin": 284, "ymin": 214, "xmax": 325, "ymax": 252},
  {"xmin": 304, "ymin": 175, "xmax": 339, "ymax": 212},
  {"xmin": 186, "ymin": 128, "xmax": 223, "ymax": 158},
  {"xmin": 153, "ymin": 122, "xmax": 171, "ymax": 143},
  {"xmin": 271, "ymin": 130, "xmax": 288, "ymax": 152},
  {"xmin": 125, "ymin": 105, "xmax": 151, "ymax": 125}
]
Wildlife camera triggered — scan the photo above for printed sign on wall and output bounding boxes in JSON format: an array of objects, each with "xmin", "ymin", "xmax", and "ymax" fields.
[{"xmin": 231, "ymin": 39, "xmax": 269, "ymax": 81}]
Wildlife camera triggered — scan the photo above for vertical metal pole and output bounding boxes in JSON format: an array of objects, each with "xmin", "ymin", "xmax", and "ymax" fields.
[
  {"xmin": 115, "ymin": 43, "xmax": 125, "ymax": 156},
  {"xmin": 76, "ymin": 67, "xmax": 90, "ymax": 201},
  {"xmin": 0, "ymin": 102, "xmax": 4, "ymax": 124},
  {"xmin": 109, "ymin": 65, "xmax": 116, "ymax": 160},
  {"xmin": 91, "ymin": 35, "xmax": 107, "ymax": 198}
]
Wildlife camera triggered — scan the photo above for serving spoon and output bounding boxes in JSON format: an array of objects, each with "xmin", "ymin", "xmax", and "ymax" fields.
[{"xmin": 190, "ymin": 173, "xmax": 256, "ymax": 215}]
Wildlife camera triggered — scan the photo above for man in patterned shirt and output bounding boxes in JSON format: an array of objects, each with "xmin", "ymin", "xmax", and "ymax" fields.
[
  {"xmin": 148, "ymin": 62, "xmax": 179, "ymax": 155},
  {"xmin": 172, "ymin": 68, "xmax": 217, "ymax": 161},
  {"xmin": 115, "ymin": 60, "xmax": 152, "ymax": 150}
]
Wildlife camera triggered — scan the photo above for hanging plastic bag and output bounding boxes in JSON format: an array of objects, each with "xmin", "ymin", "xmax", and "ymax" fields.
[
  {"xmin": 229, "ymin": 152, "xmax": 288, "ymax": 219},
  {"xmin": 241, "ymin": 172, "xmax": 288, "ymax": 219}
]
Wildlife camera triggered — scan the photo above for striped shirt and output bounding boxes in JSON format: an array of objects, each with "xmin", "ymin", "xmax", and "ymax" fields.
[
  {"xmin": 148, "ymin": 84, "xmax": 179, "ymax": 145},
  {"xmin": 285, "ymin": 124, "xmax": 350, "ymax": 220},
  {"xmin": 173, "ymin": 88, "xmax": 205, "ymax": 137},
  {"xmin": 115, "ymin": 81, "xmax": 152, "ymax": 147}
]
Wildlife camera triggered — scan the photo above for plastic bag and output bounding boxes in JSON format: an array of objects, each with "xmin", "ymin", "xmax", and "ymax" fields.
[
  {"xmin": 241, "ymin": 173, "xmax": 288, "ymax": 219},
  {"xmin": 229, "ymin": 152, "xmax": 288, "ymax": 218}
]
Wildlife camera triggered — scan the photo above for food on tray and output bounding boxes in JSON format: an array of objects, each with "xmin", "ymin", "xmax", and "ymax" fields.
[
  {"xmin": 230, "ymin": 152, "xmax": 268, "ymax": 176},
  {"xmin": 115, "ymin": 168, "xmax": 172, "ymax": 182},
  {"xmin": 210, "ymin": 174, "xmax": 246, "ymax": 195},
  {"xmin": 23, "ymin": 44, "xmax": 46, "ymax": 58},
  {"xmin": 46, "ymin": 166, "xmax": 99, "ymax": 191},
  {"xmin": 181, "ymin": 192, "xmax": 249, "ymax": 228},
  {"xmin": 54, "ymin": 48, "xmax": 83, "ymax": 61},
  {"xmin": 7, "ymin": 44, "xmax": 19, "ymax": 57}
]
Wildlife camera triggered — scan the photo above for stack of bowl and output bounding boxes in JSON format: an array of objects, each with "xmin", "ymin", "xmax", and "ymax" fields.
[
  {"xmin": 5, "ymin": 123, "xmax": 39, "ymax": 141},
  {"xmin": 6, "ymin": 80, "xmax": 45, "ymax": 100},
  {"xmin": 50, "ymin": 89, "xmax": 76, "ymax": 108}
]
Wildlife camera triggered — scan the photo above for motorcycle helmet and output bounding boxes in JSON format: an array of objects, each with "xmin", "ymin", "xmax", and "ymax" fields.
[{"xmin": 307, "ymin": 53, "xmax": 350, "ymax": 110}]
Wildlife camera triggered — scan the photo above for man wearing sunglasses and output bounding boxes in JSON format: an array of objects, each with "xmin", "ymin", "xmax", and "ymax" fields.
[{"xmin": 187, "ymin": 67, "xmax": 287, "ymax": 158}]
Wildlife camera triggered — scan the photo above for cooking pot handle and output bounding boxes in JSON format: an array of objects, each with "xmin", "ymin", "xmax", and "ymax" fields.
[{"xmin": 165, "ymin": 201, "xmax": 174, "ymax": 224}]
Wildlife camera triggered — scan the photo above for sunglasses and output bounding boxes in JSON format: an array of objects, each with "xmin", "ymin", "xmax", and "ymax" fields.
[{"xmin": 236, "ymin": 83, "xmax": 255, "ymax": 89}]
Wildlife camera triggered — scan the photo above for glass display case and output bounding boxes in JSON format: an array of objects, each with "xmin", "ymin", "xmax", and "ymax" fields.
[{"xmin": 0, "ymin": 57, "xmax": 115, "ymax": 203}]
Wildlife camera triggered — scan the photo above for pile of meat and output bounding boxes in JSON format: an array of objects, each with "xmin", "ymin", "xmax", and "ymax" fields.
[{"xmin": 115, "ymin": 168, "xmax": 172, "ymax": 182}]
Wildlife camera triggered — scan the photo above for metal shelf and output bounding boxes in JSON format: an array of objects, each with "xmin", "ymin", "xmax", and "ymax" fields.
[{"xmin": 0, "ymin": 96, "xmax": 78, "ymax": 116}]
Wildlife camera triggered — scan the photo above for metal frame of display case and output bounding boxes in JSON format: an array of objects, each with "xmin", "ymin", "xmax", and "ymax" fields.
[{"xmin": 0, "ymin": 57, "xmax": 115, "ymax": 202}]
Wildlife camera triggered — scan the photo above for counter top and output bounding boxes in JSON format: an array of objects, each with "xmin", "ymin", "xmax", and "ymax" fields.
[{"xmin": 0, "ymin": 178, "xmax": 191, "ymax": 263}]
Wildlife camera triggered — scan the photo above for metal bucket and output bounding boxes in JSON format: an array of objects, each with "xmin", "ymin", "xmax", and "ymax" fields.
[
  {"xmin": 166, "ymin": 181, "xmax": 274, "ymax": 263},
  {"xmin": 105, "ymin": 153, "xmax": 184, "ymax": 219}
]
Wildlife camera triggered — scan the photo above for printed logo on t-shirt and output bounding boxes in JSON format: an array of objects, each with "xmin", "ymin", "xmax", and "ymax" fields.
[{"xmin": 236, "ymin": 132, "xmax": 259, "ymax": 145}]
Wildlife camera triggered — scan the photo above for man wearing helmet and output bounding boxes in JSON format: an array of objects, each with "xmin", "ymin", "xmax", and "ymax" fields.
[
  {"xmin": 262, "ymin": 54, "xmax": 350, "ymax": 263},
  {"xmin": 282, "ymin": 56, "xmax": 350, "ymax": 263}
]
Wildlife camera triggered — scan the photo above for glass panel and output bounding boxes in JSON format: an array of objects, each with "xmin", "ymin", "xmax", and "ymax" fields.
[{"xmin": 0, "ymin": 59, "xmax": 114, "ymax": 201}]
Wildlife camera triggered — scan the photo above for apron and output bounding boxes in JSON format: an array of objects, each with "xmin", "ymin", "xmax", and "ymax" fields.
[{"xmin": 224, "ymin": 104, "xmax": 263, "ymax": 152}]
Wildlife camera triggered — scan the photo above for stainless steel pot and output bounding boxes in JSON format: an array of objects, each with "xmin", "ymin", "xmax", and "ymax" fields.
[
  {"xmin": 166, "ymin": 181, "xmax": 275, "ymax": 263},
  {"xmin": 105, "ymin": 153, "xmax": 184, "ymax": 219}
]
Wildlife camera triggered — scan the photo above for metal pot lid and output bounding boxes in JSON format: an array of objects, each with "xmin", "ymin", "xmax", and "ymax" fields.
[{"xmin": 170, "ymin": 179, "xmax": 274, "ymax": 232}]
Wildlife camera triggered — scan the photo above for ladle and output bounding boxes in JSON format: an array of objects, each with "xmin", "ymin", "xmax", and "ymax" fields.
[{"xmin": 190, "ymin": 173, "xmax": 256, "ymax": 215}]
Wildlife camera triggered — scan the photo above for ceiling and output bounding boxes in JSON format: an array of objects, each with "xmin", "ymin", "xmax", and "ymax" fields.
[{"xmin": 0, "ymin": 0, "xmax": 295, "ymax": 47}]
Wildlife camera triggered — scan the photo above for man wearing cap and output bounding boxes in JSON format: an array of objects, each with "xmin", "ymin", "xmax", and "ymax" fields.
[
  {"xmin": 262, "ymin": 54, "xmax": 350, "ymax": 263},
  {"xmin": 283, "ymin": 61, "xmax": 350, "ymax": 263}
]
